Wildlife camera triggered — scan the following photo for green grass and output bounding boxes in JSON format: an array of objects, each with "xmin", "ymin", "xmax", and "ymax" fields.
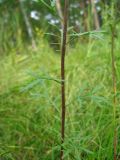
[{"xmin": 0, "ymin": 37, "xmax": 120, "ymax": 160}]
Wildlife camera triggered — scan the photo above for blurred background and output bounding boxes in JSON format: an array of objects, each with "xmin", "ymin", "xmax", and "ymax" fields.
[
  {"xmin": 0, "ymin": 0, "xmax": 118, "ymax": 54},
  {"xmin": 0, "ymin": 1, "xmax": 120, "ymax": 160}
]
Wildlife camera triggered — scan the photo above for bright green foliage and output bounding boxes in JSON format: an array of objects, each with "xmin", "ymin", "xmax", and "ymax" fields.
[
  {"xmin": 0, "ymin": 34, "xmax": 120, "ymax": 159},
  {"xmin": 0, "ymin": 1, "xmax": 120, "ymax": 159}
]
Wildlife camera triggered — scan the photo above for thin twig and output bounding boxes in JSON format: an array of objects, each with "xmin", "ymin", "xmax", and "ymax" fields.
[{"xmin": 60, "ymin": 0, "xmax": 69, "ymax": 160}]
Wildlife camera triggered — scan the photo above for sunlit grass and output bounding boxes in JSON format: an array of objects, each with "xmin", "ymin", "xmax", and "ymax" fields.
[{"xmin": 0, "ymin": 37, "xmax": 120, "ymax": 160}]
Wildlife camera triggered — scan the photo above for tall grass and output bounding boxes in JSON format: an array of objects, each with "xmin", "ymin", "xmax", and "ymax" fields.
[
  {"xmin": 0, "ymin": 34, "xmax": 120, "ymax": 159},
  {"xmin": 111, "ymin": 25, "xmax": 117, "ymax": 160},
  {"xmin": 0, "ymin": 1, "xmax": 120, "ymax": 160}
]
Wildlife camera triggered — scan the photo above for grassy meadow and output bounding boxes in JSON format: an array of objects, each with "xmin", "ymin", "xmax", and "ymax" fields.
[{"xmin": 0, "ymin": 30, "xmax": 120, "ymax": 160}]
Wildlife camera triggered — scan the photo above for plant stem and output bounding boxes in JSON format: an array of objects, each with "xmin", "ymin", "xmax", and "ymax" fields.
[
  {"xmin": 111, "ymin": 26, "xmax": 117, "ymax": 160},
  {"xmin": 60, "ymin": 0, "xmax": 69, "ymax": 160}
]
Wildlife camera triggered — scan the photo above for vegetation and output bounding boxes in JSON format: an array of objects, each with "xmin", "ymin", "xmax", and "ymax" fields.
[{"xmin": 0, "ymin": 0, "xmax": 120, "ymax": 160}]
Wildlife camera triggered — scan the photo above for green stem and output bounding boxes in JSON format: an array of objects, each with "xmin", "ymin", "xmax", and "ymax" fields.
[{"xmin": 111, "ymin": 25, "xmax": 117, "ymax": 160}]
